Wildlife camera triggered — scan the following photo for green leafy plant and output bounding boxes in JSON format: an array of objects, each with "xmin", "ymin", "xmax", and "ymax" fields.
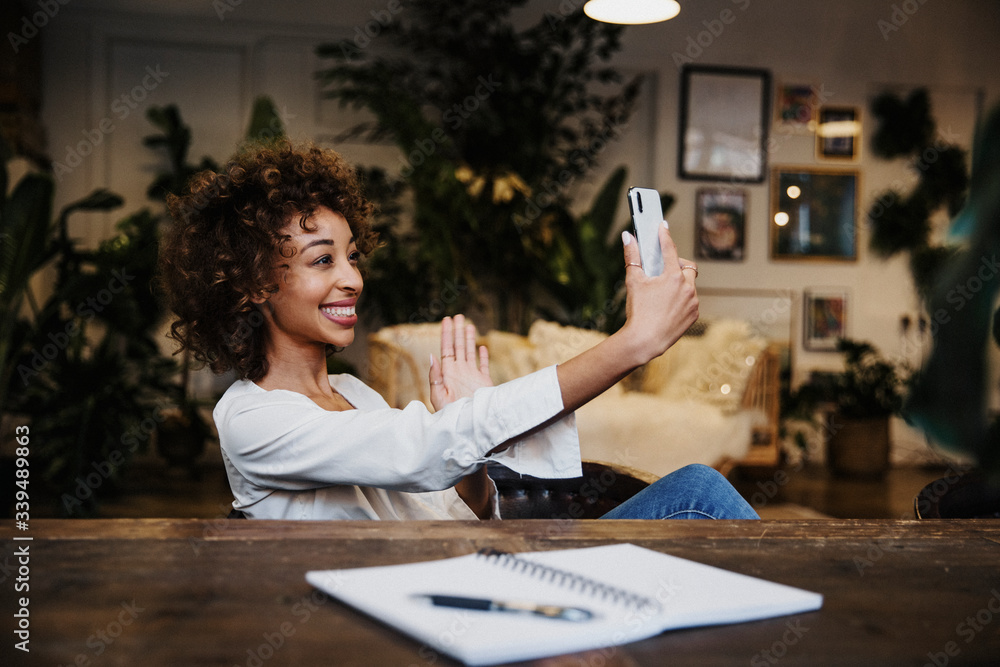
[
  {"xmin": 317, "ymin": 0, "xmax": 643, "ymax": 333},
  {"xmin": 535, "ymin": 166, "xmax": 674, "ymax": 332},
  {"xmin": 1, "ymin": 96, "xmax": 289, "ymax": 514},
  {"xmin": 1, "ymin": 145, "xmax": 175, "ymax": 515},
  {"xmin": 787, "ymin": 339, "xmax": 909, "ymax": 422},
  {"xmin": 867, "ymin": 88, "xmax": 969, "ymax": 299}
]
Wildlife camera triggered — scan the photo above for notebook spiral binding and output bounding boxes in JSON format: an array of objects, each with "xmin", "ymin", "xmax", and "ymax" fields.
[{"xmin": 477, "ymin": 548, "xmax": 663, "ymax": 614}]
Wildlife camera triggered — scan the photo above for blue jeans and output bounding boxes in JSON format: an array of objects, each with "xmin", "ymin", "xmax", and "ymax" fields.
[{"xmin": 599, "ymin": 464, "xmax": 759, "ymax": 520}]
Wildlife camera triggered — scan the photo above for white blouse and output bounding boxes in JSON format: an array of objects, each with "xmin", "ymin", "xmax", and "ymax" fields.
[{"xmin": 213, "ymin": 365, "xmax": 582, "ymax": 520}]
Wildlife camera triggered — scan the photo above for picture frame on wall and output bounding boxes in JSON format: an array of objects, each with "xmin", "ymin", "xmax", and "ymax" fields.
[
  {"xmin": 816, "ymin": 106, "xmax": 861, "ymax": 159},
  {"xmin": 695, "ymin": 188, "xmax": 747, "ymax": 261},
  {"xmin": 775, "ymin": 83, "xmax": 818, "ymax": 131},
  {"xmin": 678, "ymin": 65, "xmax": 771, "ymax": 183},
  {"xmin": 803, "ymin": 288, "xmax": 848, "ymax": 351},
  {"xmin": 770, "ymin": 167, "xmax": 859, "ymax": 261}
]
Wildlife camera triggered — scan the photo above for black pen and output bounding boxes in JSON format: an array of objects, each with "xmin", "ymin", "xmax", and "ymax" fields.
[{"xmin": 414, "ymin": 594, "xmax": 594, "ymax": 622}]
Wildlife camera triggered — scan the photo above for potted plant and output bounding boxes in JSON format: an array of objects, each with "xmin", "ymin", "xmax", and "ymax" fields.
[
  {"xmin": 316, "ymin": 0, "xmax": 644, "ymax": 334},
  {"xmin": 790, "ymin": 339, "xmax": 909, "ymax": 478},
  {"xmin": 0, "ymin": 141, "xmax": 178, "ymax": 515}
]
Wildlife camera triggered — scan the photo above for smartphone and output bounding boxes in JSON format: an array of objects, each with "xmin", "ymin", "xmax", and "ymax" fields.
[{"xmin": 627, "ymin": 187, "xmax": 664, "ymax": 276}]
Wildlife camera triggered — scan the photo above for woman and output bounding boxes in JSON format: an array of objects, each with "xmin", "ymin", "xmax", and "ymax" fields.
[{"xmin": 159, "ymin": 140, "xmax": 757, "ymax": 521}]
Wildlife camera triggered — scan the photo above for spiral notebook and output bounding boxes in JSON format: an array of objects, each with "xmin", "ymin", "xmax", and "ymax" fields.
[{"xmin": 305, "ymin": 543, "xmax": 822, "ymax": 665}]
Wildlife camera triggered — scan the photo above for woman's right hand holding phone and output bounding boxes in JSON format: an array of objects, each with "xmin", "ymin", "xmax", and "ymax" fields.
[
  {"xmin": 553, "ymin": 220, "xmax": 698, "ymax": 414},
  {"xmin": 619, "ymin": 220, "xmax": 699, "ymax": 363}
]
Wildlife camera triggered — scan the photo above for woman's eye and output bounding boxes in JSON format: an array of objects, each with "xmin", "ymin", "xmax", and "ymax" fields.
[
  {"xmin": 314, "ymin": 255, "xmax": 332, "ymax": 265},
  {"xmin": 349, "ymin": 251, "xmax": 361, "ymax": 263}
]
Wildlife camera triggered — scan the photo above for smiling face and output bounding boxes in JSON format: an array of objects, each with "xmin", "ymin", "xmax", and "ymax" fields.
[{"xmin": 260, "ymin": 207, "xmax": 363, "ymax": 354}]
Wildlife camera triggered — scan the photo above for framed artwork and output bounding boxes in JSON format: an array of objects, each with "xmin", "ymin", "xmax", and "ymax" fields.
[
  {"xmin": 695, "ymin": 188, "xmax": 747, "ymax": 261},
  {"xmin": 776, "ymin": 84, "xmax": 817, "ymax": 130},
  {"xmin": 804, "ymin": 289, "xmax": 848, "ymax": 351},
  {"xmin": 770, "ymin": 167, "xmax": 859, "ymax": 261},
  {"xmin": 816, "ymin": 106, "xmax": 861, "ymax": 159},
  {"xmin": 678, "ymin": 65, "xmax": 771, "ymax": 183}
]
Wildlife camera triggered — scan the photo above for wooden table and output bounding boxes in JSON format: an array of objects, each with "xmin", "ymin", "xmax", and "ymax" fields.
[{"xmin": 3, "ymin": 519, "xmax": 999, "ymax": 665}]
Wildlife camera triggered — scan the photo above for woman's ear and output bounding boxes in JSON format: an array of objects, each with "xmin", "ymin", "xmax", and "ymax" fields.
[{"xmin": 250, "ymin": 290, "xmax": 270, "ymax": 305}]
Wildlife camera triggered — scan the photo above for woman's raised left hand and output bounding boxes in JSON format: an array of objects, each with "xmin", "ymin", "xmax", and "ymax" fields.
[{"xmin": 429, "ymin": 314, "xmax": 493, "ymax": 411}]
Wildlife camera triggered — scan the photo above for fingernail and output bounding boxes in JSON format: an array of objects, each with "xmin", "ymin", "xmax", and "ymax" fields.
[
  {"xmin": 621, "ymin": 231, "xmax": 632, "ymax": 246},
  {"xmin": 662, "ymin": 220, "xmax": 669, "ymax": 230}
]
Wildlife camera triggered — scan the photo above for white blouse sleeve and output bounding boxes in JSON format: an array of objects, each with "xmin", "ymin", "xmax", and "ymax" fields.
[{"xmin": 214, "ymin": 365, "xmax": 581, "ymax": 493}]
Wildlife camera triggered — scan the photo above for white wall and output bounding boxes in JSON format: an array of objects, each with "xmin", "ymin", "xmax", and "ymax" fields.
[{"xmin": 35, "ymin": 0, "xmax": 1000, "ymax": 453}]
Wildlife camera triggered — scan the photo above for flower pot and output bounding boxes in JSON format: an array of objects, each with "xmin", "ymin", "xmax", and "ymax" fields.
[{"xmin": 826, "ymin": 414, "xmax": 890, "ymax": 478}]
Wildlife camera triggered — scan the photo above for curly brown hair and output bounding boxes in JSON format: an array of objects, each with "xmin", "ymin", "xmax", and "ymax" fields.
[{"xmin": 159, "ymin": 140, "xmax": 378, "ymax": 382}]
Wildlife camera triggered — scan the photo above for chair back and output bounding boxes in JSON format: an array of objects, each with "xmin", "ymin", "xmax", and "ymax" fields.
[
  {"xmin": 488, "ymin": 460, "xmax": 657, "ymax": 519},
  {"xmin": 914, "ymin": 471, "xmax": 1000, "ymax": 519}
]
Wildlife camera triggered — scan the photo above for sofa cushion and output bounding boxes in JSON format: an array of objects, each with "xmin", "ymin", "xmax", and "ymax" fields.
[
  {"xmin": 641, "ymin": 319, "xmax": 766, "ymax": 413},
  {"xmin": 485, "ymin": 330, "xmax": 537, "ymax": 385},
  {"xmin": 367, "ymin": 322, "xmax": 448, "ymax": 408},
  {"xmin": 575, "ymin": 391, "xmax": 757, "ymax": 477},
  {"xmin": 527, "ymin": 321, "xmax": 623, "ymax": 396}
]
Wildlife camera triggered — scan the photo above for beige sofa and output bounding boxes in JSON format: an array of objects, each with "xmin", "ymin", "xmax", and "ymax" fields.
[{"xmin": 367, "ymin": 319, "xmax": 781, "ymax": 479}]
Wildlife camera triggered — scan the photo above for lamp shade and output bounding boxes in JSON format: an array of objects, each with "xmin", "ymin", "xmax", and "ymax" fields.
[{"xmin": 583, "ymin": 0, "xmax": 680, "ymax": 25}]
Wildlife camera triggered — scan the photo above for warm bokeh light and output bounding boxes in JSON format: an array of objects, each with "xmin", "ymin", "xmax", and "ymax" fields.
[
  {"xmin": 817, "ymin": 120, "xmax": 862, "ymax": 137},
  {"xmin": 774, "ymin": 212, "xmax": 790, "ymax": 226},
  {"xmin": 786, "ymin": 185, "xmax": 801, "ymax": 199}
]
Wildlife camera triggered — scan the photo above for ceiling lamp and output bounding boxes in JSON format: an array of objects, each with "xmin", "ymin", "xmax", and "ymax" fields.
[{"xmin": 583, "ymin": 0, "xmax": 680, "ymax": 25}]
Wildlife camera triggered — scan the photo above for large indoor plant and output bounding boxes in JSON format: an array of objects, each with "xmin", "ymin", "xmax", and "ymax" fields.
[
  {"xmin": 317, "ymin": 0, "xmax": 643, "ymax": 334},
  {"xmin": 1, "ymin": 140, "xmax": 176, "ymax": 516},
  {"xmin": 1, "ymin": 97, "xmax": 289, "ymax": 515}
]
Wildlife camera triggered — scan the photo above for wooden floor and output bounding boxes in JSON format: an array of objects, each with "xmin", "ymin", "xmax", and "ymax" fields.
[
  {"xmin": 730, "ymin": 462, "xmax": 952, "ymax": 520},
  {"xmin": 73, "ymin": 451, "xmax": 953, "ymax": 520}
]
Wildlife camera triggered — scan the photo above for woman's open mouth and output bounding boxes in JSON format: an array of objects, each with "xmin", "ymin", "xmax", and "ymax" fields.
[{"xmin": 321, "ymin": 303, "xmax": 357, "ymax": 325}]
